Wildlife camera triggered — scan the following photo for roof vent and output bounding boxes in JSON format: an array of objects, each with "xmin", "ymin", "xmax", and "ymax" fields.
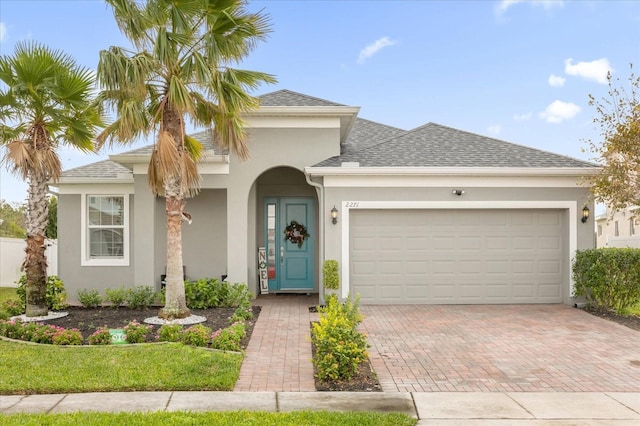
[{"xmin": 341, "ymin": 162, "xmax": 360, "ymax": 168}]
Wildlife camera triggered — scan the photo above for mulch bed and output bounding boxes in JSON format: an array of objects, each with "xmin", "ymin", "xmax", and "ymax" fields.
[
  {"xmin": 43, "ymin": 306, "xmax": 261, "ymax": 349},
  {"xmin": 582, "ymin": 305, "xmax": 640, "ymax": 331}
]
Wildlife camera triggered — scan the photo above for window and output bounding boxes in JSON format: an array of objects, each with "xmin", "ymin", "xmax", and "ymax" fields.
[
  {"xmin": 614, "ymin": 221, "xmax": 619, "ymax": 237},
  {"xmin": 631, "ymin": 218, "xmax": 636, "ymax": 236},
  {"xmin": 598, "ymin": 225, "xmax": 602, "ymax": 236},
  {"xmin": 82, "ymin": 195, "xmax": 129, "ymax": 266}
]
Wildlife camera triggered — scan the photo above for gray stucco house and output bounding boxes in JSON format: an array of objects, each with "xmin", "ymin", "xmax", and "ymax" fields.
[{"xmin": 54, "ymin": 90, "xmax": 598, "ymax": 305}]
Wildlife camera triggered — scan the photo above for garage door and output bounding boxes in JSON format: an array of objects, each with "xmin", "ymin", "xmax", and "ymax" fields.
[{"xmin": 350, "ymin": 209, "xmax": 565, "ymax": 304}]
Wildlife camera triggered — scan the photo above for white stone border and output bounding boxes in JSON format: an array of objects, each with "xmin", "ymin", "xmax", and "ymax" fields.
[{"xmin": 340, "ymin": 201, "xmax": 577, "ymax": 300}]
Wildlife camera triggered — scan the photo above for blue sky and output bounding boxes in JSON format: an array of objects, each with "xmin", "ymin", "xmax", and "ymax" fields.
[{"xmin": 1, "ymin": 0, "xmax": 639, "ymax": 204}]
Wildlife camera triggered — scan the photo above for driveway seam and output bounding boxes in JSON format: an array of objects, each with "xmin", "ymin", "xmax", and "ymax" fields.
[
  {"xmin": 604, "ymin": 392, "xmax": 640, "ymax": 415},
  {"xmin": 505, "ymin": 392, "xmax": 535, "ymax": 418},
  {"xmin": 47, "ymin": 394, "xmax": 67, "ymax": 414}
]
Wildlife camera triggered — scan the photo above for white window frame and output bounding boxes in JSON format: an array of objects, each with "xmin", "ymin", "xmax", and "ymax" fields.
[{"xmin": 81, "ymin": 193, "xmax": 130, "ymax": 266}]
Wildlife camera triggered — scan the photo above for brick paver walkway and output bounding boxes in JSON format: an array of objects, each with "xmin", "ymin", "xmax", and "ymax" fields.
[
  {"xmin": 360, "ymin": 304, "xmax": 640, "ymax": 392},
  {"xmin": 234, "ymin": 294, "xmax": 317, "ymax": 391}
]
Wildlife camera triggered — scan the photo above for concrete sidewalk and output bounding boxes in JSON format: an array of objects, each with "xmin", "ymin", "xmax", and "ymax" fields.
[{"xmin": 2, "ymin": 391, "xmax": 640, "ymax": 424}]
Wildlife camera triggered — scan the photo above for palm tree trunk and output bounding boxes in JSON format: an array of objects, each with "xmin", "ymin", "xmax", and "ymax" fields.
[
  {"xmin": 159, "ymin": 191, "xmax": 190, "ymax": 319},
  {"xmin": 24, "ymin": 173, "xmax": 49, "ymax": 317},
  {"xmin": 158, "ymin": 107, "xmax": 190, "ymax": 320}
]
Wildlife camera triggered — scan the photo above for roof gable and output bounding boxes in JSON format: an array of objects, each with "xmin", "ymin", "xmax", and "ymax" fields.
[
  {"xmin": 62, "ymin": 160, "xmax": 132, "ymax": 179},
  {"xmin": 258, "ymin": 89, "xmax": 344, "ymax": 107}
]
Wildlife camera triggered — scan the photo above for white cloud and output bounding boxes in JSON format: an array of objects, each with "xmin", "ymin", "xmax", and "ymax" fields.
[
  {"xmin": 513, "ymin": 112, "xmax": 533, "ymax": 121},
  {"xmin": 357, "ymin": 37, "xmax": 397, "ymax": 64},
  {"xmin": 564, "ymin": 58, "xmax": 613, "ymax": 84},
  {"xmin": 0, "ymin": 22, "xmax": 6, "ymax": 43},
  {"xmin": 487, "ymin": 125, "xmax": 502, "ymax": 135},
  {"xmin": 539, "ymin": 100, "xmax": 581, "ymax": 123},
  {"xmin": 496, "ymin": 0, "xmax": 564, "ymax": 16},
  {"xmin": 548, "ymin": 74, "xmax": 566, "ymax": 87}
]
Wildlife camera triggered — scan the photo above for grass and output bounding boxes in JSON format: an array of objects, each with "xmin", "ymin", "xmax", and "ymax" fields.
[
  {"xmin": 620, "ymin": 301, "xmax": 640, "ymax": 317},
  {"xmin": 0, "ymin": 287, "xmax": 18, "ymax": 303},
  {"xmin": 0, "ymin": 340, "xmax": 242, "ymax": 394},
  {"xmin": 0, "ymin": 411, "xmax": 417, "ymax": 425}
]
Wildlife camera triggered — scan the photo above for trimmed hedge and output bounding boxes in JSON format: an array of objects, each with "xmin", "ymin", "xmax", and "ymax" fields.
[{"xmin": 572, "ymin": 248, "xmax": 640, "ymax": 313}]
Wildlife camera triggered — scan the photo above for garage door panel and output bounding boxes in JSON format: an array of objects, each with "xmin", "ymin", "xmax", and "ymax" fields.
[{"xmin": 350, "ymin": 209, "xmax": 565, "ymax": 304}]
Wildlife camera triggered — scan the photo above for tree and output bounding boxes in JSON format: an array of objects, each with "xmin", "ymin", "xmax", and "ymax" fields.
[
  {"xmin": 586, "ymin": 65, "xmax": 640, "ymax": 211},
  {"xmin": 97, "ymin": 0, "xmax": 276, "ymax": 319},
  {"xmin": 0, "ymin": 42, "xmax": 103, "ymax": 316},
  {"xmin": 45, "ymin": 195, "xmax": 57, "ymax": 239},
  {"xmin": 0, "ymin": 200, "xmax": 26, "ymax": 238}
]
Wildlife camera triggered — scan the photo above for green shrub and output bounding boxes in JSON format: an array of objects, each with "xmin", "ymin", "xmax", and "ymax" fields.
[
  {"xmin": 52, "ymin": 327, "xmax": 83, "ymax": 345},
  {"xmin": 126, "ymin": 286, "xmax": 155, "ymax": 309},
  {"xmin": 156, "ymin": 324, "xmax": 182, "ymax": 342},
  {"xmin": 16, "ymin": 275, "xmax": 68, "ymax": 311},
  {"xmin": 222, "ymin": 283, "xmax": 253, "ymax": 308},
  {"xmin": 17, "ymin": 321, "xmax": 39, "ymax": 341},
  {"xmin": 185, "ymin": 279, "xmax": 220, "ymax": 309},
  {"xmin": 124, "ymin": 320, "xmax": 152, "ymax": 343},
  {"xmin": 230, "ymin": 305, "xmax": 253, "ymax": 323},
  {"xmin": 0, "ymin": 310, "xmax": 9, "ymax": 320},
  {"xmin": 311, "ymin": 294, "xmax": 368, "ymax": 381},
  {"xmin": 76, "ymin": 289, "xmax": 103, "ymax": 308},
  {"xmin": 573, "ymin": 248, "xmax": 640, "ymax": 313},
  {"xmin": 1, "ymin": 299, "xmax": 24, "ymax": 316},
  {"xmin": 105, "ymin": 286, "xmax": 127, "ymax": 307},
  {"xmin": 31, "ymin": 324, "xmax": 58, "ymax": 344},
  {"xmin": 184, "ymin": 279, "xmax": 253, "ymax": 309},
  {"xmin": 88, "ymin": 326, "xmax": 112, "ymax": 345},
  {"xmin": 210, "ymin": 322, "xmax": 246, "ymax": 351},
  {"xmin": 181, "ymin": 324, "xmax": 212, "ymax": 347},
  {"xmin": 323, "ymin": 260, "xmax": 340, "ymax": 290}
]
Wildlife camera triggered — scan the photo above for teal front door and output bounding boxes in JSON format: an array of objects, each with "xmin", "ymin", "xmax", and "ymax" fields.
[{"xmin": 264, "ymin": 197, "xmax": 315, "ymax": 292}]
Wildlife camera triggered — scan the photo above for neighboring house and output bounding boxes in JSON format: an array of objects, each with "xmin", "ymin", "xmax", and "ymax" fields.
[
  {"xmin": 595, "ymin": 206, "xmax": 640, "ymax": 248},
  {"xmin": 53, "ymin": 90, "xmax": 599, "ymax": 305}
]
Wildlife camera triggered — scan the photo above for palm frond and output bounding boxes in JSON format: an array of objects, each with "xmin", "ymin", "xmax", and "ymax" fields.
[{"xmin": 4, "ymin": 140, "xmax": 35, "ymax": 179}]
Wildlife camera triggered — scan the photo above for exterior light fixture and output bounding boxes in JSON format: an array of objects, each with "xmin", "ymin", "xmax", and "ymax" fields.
[
  {"xmin": 331, "ymin": 206, "xmax": 338, "ymax": 225},
  {"xmin": 452, "ymin": 189, "xmax": 464, "ymax": 196},
  {"xmin": 581, "ymin": 206, "xmax": 590, "ymax": 223}
]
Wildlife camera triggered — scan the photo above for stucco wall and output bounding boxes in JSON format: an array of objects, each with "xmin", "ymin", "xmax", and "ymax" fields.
[
  {"xmin": 58, "ymin": 193, "xmax": 134, "ymax": 301},
  {"xmin": 220, "ymin": 126, "xmax": 340, "ymax": 290}
]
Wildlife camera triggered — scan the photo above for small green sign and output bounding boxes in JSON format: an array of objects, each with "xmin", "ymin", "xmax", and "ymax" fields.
[{"xmin": 109, "ymin": 329, "xmax": 128, "ymax": 345}]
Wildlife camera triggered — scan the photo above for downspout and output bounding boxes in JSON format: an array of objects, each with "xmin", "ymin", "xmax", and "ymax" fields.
[{"xmin": 305, "ymin": 172, "xmax": 325, "ymax": 304}]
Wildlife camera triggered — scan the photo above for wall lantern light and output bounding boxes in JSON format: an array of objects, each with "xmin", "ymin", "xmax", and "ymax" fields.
[
  {"xmin": 581, "ymin": 205, "xmax": 590, "ymax": 223},
  {"xmin": 331, "ymin": 206, "xmax": 338, "ymax": 225}
]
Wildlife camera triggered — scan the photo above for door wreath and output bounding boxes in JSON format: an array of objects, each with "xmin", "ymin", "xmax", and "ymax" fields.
[{"xmin": 284, "ymin": 220, "xmax": 310, "ymax": 248}]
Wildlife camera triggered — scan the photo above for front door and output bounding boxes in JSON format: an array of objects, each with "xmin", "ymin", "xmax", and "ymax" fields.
[{"xmin": 264, "ymin": 197, "xmax": 315, "ymax": 292}]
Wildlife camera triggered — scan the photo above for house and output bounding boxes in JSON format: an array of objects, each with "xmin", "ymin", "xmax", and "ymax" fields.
[
  {"xmin": 595, "ymin": 206, "xmax": 640, "ymax": 248},
  {"xmin": 53, "ymin": 90, "xmax": 599, "ymax": 305}
]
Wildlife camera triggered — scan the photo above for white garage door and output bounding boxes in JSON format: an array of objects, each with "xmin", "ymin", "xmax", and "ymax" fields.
[{"xmin": 350, "ymin": 209, "xmax": 565, "ymax": 304}]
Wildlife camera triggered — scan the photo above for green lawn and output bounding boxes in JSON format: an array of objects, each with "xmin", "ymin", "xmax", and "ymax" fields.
[
  {"xmin": 0, "ymin": 411, "xmax": 416, "ymax": 425},
  {"xmin": 0, "ymin": 340, "xmax": 242, "ymax": 394},
  {"xmin": 0, "ymin": 287, "xmax": 18, "ymax": 303}
]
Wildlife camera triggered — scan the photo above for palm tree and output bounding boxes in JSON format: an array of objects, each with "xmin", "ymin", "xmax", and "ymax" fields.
[
  {"xmin": 97, "ymin": 0, "xmax": 275, "ymax": 319},
  {"xmin": 0, "ymin": 42, "xmax": 103, "ymax": 317}
]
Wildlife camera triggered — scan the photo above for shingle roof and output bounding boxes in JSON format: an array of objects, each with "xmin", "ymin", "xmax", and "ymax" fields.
[
  {"xmin": 342, "ymin": 118, "xmax": 406, "ymax": 153},
  {"xmin": 313, "ymin": 122, "xmax": 598, "ymax": 168},
  {"xmin": 62, "ymin": 160, "xmax": 131, "ymax": 179},
  {"xmin": 258, "ymin": 89, "xmax": 344, "ymax": 107},
  {"xmin": 114, "ymin": 129, "xmax": 222, "ymax": 156}
]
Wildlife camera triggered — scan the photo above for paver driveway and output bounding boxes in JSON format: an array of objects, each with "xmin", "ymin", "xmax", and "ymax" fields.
[{"xmin": 360, "ymin": 304, "xmax": 640, "ymax": 392}]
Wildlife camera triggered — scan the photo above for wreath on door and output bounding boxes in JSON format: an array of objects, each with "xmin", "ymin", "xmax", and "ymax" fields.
[{"xmin": 284, "ymin": 220, "xmax": 310, "ymax": 248}]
